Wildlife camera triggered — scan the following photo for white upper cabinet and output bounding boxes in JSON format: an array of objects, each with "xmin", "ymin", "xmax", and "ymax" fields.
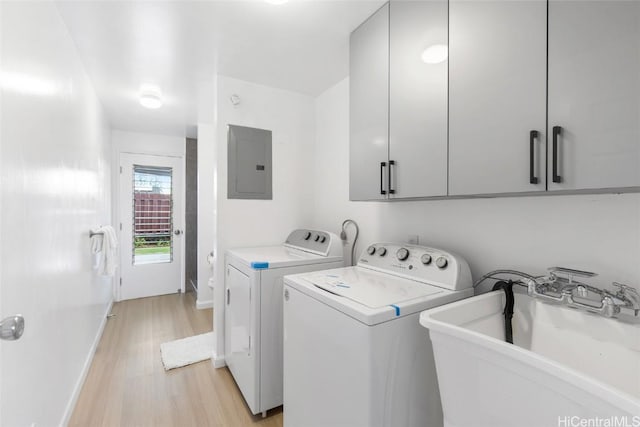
[
  {"xmin": 548, "ymin": 0, "xmax": 640, "ymax": 191},
  {"xmin": 389, "ymin": 0, "xmax": 448, "ymax": 198},
  {"xmin": 448, "ymin": 0, "xmax": 547, "ymax": 196},
  {"xmin": 350, "ymin": 0, "xmax": 640, "ymax": 200},
  {"xmin": 350, "ymin": 3, "xmax": 389, "ymax": 201}
]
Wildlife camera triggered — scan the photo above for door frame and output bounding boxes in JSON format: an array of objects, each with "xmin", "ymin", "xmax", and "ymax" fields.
[{"xmin": 114, "ymin": 150, "xmax": 186, "ymax": 302}]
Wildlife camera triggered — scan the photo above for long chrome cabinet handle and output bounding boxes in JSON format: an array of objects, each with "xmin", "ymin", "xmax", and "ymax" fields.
[
  {"xmin": 529, "ymin": 130, "xmax": 539, "ymax": 184},
  {"xmin": 380, "ymin": 162, "xmax": 387, "ymax": 195},
  {"xmin": 552, "ymin": 126, "xmax": 562, "ymax": 183}
]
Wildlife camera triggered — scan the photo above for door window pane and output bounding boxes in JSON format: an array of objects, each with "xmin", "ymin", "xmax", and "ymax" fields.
[{"xmin": 132, "ymin": 165, "xmax": 173, "ymax": 265}]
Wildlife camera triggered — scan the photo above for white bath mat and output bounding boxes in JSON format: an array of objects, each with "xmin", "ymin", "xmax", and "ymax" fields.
[{"xmin": 160, "ymin": 332, "xmax": 214, "ymax": 371}]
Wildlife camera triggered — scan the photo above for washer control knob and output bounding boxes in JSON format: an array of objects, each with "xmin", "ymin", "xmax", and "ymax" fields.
[
  {"xmin": 436, "ymin": 256, "xmax": 448, "ymax": 269},
  {"xmin": 303, "ymin": 231, "xmax": 311, "ymax": 240},
  {"xmin": 396, "ymin": 248, "xmax": 410, "ymax": 261},
  {"xmin": 421, "ymin": 254, "xmax": 432, "ymax": 265},
  {"xmin": 320, "ymin": 236, "xmax": 326, "ymax": 243},
  {"xmin": 314, "ymin": 234, "xmax": 320, "ymax": 242},
  {"xmin": 367, "ymin": 246, "xmax": 376, "ymax": 255},
  {"xmin": 378, "ymin": 247, "xmax": 387, "ymax": 256}
]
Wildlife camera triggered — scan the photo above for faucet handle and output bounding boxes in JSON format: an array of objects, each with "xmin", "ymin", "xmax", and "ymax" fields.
[
  {"xmin": 612, "ymin": 282, "xmax": 640, "ymax": 316},
  {"xmin": 613, "ymin": 282, "xmax": 639, "ymax": 296}
]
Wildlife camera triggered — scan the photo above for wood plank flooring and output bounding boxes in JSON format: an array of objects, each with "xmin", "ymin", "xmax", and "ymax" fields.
[{"xmin": 70, "ymin": 292, "xmax": 283, "ymax": 427}]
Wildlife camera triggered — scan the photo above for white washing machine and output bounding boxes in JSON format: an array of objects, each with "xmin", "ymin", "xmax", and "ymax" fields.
[
  {"xmin": 283, "ymin": 243, "xmax": 473, "ymax": 427},
  {"xmin": 224, "ymin": 229, "xmax": 344, "ymax": 416}
]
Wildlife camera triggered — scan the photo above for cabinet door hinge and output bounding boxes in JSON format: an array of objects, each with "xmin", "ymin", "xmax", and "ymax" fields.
[
  {"xmin": 120, "ymin": 223, "xmax": 122, "ymax": 231},
  {"xmin": 119, "ymin": 278, "xmax": 122, "ymax": 287},
  {"xmin": 120, "ymin": 166, "xmax": 122, "ymax": 174}
]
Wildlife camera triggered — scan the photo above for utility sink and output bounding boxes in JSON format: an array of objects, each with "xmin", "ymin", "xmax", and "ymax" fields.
[{"xmin": 420, "ymin": 291, "xmax": 640, "ymax": 427}]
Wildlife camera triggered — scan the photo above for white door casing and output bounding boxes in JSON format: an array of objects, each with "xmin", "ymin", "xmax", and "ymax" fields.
[{"xmin": 119, "ymin": 153, "xmax": 185, "ymax": 300}]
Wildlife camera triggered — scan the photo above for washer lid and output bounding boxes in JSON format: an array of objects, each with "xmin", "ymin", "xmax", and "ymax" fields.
[
  {"xmin": 285, "ymin": 267, "xmax": 473, "ymax": 326},
  {"xmin": 302, "ymin": 268, "xmax": 442, "ymax": 308},
  {"xmin": 226, "ymin": 245, "xmax": 342, "ymax": 269}
]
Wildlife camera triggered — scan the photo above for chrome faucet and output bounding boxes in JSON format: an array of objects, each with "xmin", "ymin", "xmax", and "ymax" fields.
[
  {"xmin": 612, "ymin": 282, "xmax": 640, "ymax": 316},
  {"xmin": 529, "ymin": 267, "xmax": 600, "ymax": 298},
  {"xmin": 525, "ymin": 267, "xmax": 640, "ymax": 319}
]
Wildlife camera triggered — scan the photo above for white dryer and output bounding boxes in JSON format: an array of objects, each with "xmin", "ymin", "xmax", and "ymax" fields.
[
  {"xmin": 283, "ymin": 243, "xmax": 473, "ymax": 427},
  {"xmin": 224, "ymin": 229, "xmax": 344, "ymax": 417}
]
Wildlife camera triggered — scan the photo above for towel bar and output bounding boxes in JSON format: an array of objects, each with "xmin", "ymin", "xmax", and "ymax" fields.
[{"xmin": 89, "ymin": 230, "xmax": 105, "ymax": 238}]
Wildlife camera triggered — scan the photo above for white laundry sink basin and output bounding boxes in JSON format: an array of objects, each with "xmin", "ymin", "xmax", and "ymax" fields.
[{"xmin": 420, "ymin": 291, "xmax": 640, "ymax": 427}]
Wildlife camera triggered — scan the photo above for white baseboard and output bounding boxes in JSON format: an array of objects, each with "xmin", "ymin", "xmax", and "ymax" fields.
[
  {"xmin": 211, "ymin": 350, "xmax": 226, "ymax": 368},
  {"xmin": 196, "ymin": 299, "xmax": 213, "ymax": 309},
  {"xmin": 60, "ymin": 299, "xmax": 113, "ymax": 426}
]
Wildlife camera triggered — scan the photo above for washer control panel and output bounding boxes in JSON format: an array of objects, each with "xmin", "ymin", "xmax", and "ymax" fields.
[
  {"xmin": 358, "ymin": 243, "xmax": 472, "ymax": 291},
  {"xmin": 284, "ymin": 229, "xmax": 342, "ymax": 257}
]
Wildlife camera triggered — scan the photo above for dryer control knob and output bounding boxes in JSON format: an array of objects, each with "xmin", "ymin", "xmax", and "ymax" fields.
[
  {"xmin": 378, "ymin": 247, "xmax": 387, "ymax": 256},
  {"xmin": 303, "ymin": 231, "xmax": 311, "ymax": 240},
  {"xmin": 320, "ymin": 236, "xmax": 326, "ymax": 243},
  {"xmin": 367, "ymin": 246, "xmax": 376, "ymax": 255},
  {"xmin": 436, "ymin": 256, "xmax": 448, "ymax": 269},
  {"xmin": 421, "ymin": 254, "xmax": 432, "ymax": 265},
  {"xmin": 396, "ymin": 248, "xmax": 410, "ymax": 261},
  {"xmin": 314, "ymin": 234, "xmax": 320, "ymax": 242}
]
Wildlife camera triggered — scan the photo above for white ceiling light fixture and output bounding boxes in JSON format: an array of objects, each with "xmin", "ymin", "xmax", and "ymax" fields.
[
  {"xmin": 139, "ymin": 84, "xmax": 163, "ymax": 109},
  {"xmin": 265, "ymin": 0, "xmax": 288, "ymax": 5},
  {"xmin": 421, "ymin": 44, "xmax": 448, "ymax": 64}
]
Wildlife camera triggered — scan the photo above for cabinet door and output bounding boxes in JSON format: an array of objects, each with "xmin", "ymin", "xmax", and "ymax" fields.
[
  {"xmin": 448, "ymin": 0, "xmax": 547, "ymax": 195},
  {"xmin": 389, "ymin": 0, "xmax": 448, "ymax": 198},
  {"xmin": 548, "ymin": 0, "xmax": 640, "ymax": 191},
  {"xmin": 350, "ymin": 3, "xmax": 389, "ymax": 201}
]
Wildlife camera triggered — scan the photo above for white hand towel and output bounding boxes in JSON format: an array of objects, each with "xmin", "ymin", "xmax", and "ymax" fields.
[
  {"xmin": 92, "ymin": 225, "xmax": 118, "ymax": 276},
  {"xmin": 90, "ymin": 230, "xmax": 103, "ymax": 255}
]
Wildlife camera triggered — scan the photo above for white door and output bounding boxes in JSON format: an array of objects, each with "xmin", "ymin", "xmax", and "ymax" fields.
[
  {"xmin": 548, "ymin": 0, "xmax": 640, "ymax": 191},
  {"xmin": 119, "ymin": 153, "xmax": 185, "ymax": 300},
  {"xmin": 224, "ymin": 264, "xmax": 257, "ymax": 411},
  {"xmin": 389, "ymin": 0, "xmax": 448, "ymax": 198},
  {"xmin": 349, "ymin": 3, "xmax": 390, "ymax": 201},
  {"xmin": 448, "ymin": 0, "xmax": 547, "ymax": 196}
]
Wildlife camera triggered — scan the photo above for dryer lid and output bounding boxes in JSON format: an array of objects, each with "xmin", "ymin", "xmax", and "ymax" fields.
[{"xmin": 226, "ymin": 245, "xmax": 342, "ymax": 269}]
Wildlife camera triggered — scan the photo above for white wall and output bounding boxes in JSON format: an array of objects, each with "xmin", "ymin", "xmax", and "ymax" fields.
[
  {"xmin": 0, "ymin": 2, "xmax": 112, "ymax": 425},
  {"xmin": 197, "ymin": 122, "xmax": 215, "ymax": 308},
  {"xmin": 111, "ymin": 130, "xmax": 186, "ymax": 300},
  {"xmin": 313, "ymin": 78, "xmax": 640, "ymax": 292},
  {"xmin": 212, "ymin": 75, "xmax": 315, "ymax": 362},
  {"xmin": 112, "ymin": 129, "xmax": 185, "ymax": 157},
  {"xmin": 195, "ymin": 77, "xmax": 216, "ymax": 309}
]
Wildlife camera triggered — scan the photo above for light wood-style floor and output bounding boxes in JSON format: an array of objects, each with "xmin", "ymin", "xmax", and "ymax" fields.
[{"xmin": 70, "ymin": 292, "xmax": 283, "ymax": 427}]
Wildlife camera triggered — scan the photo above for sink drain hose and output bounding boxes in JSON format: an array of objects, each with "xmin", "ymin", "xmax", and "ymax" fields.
[{"xmin": 492, "ymin": 280, "xmax": 515, "ymax": 344}]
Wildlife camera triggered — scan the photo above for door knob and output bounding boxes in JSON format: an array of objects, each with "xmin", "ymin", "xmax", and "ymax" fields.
[
  {"xmin": 0, "ymin": 315, "xmax": 24, "ymax": 341},
  {"xmin": 174, "ymin": 229, "xmax": 183, "ymax": 236}
]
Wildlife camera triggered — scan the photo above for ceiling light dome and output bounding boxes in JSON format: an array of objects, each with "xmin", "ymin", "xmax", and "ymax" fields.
[{"xmin": 139, "ymin": 85, "xmax": 163, "ymax": 109}]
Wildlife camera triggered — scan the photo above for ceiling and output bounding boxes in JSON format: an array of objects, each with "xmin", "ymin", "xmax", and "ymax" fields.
[{"xmin": 56, "ymin": 0, "xmax": 383, "ymax": 137}]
